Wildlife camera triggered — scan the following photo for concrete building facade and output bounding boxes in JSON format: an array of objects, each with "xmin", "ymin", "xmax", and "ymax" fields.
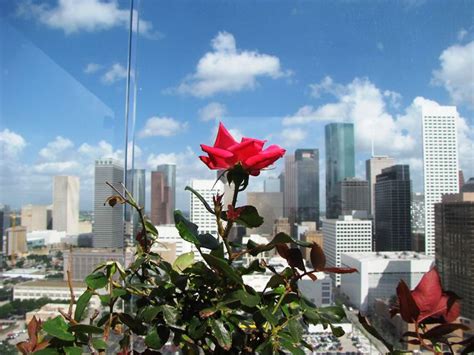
[
  {"xmin": 366, "ymin": 156, "xmax": 395, "ymax": 218},
  {"xmin": 53, "ymin": 176, "xmax": 79, "ymax": 235}
]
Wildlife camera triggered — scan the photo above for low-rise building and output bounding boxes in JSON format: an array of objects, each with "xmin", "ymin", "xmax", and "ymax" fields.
[
  {"xmin": 13, "ymin": 280, "xmax": 87, "ymax": 301},
  {"xmin": 340, "ymin": 252, "xmax": 434, "ymax": 313}
]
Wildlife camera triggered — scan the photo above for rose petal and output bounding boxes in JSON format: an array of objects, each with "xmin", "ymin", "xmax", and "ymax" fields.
[{"xmin": 214, "ymin": 122, "xmax": 238, "ymax": 149}]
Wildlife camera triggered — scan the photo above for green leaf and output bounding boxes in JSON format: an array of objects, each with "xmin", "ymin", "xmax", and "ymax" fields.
[
  {"xmin": 320, "ymin": 306, "xmax": 346, "ymax": 322},
  {"xmin": 280, "ymin": 336, "xmax": 305, "ymax": 355},
  {"xmin": 145, "ymin": 328, "xmax": 164, "ymax": 350},
  {"xmin": 118, "ymin": 313, "xmax": 147, "ymax": 335},
  {"xmin": 42, "ymin": 316, "xmax": 75, "ymax": 341},
  {"xmin": 288, "ymin": 318, "xmax": 303, "ymax": 342},
  {"xmin": 330, "ymin": 324, "xmax": 345, "ymax": 337},
  {"xmin": 209, "ymin": 319, "xmax": 231, "ymax": 350},
  {"xmin": 185, "ymin": 186, "xmax": 215, "ymax": 215},
  {"xmin": 197, "ymin": 233, "xmax": 220, "ymax": 250},
  {"xmin": 188, "ymin": 317, "xmax": 207, "ymax": 339},
  {"xmin": 74, "ymin": 290, "xmax": 92, "ymax": 321},
  {"xmin": 272, "ymin": 232, "xmax": 312, "ymax": 247},
  {"xmin": 265, "ymin": 275, "xmax": 285, "ymax": 289},
  {"xmin": 174, "ymin": 210, "xmax": 200, "ymax": 245},
  {"xmin": 33, "ymin": 349, "xmax": 60, "ymax": 355},
  {"xmin": 222, "ymin": 205, "xmax": 264, "ymax": 228},
  {"xmin": 172, "ymin": 252, "xmax": 195, "ymax": 272},
  {"xmin": 145, "ymin": 220, "xmax": 158, "ymax": 236},
  {"xmin": 91, "ymin": 338, "xmax": 107, "ymax": 351},
  {"xmin": 64, "ymin": 347, "xmax": 82, "ymax": 355},
  {"xmin": 203, "ymin": 254, "xmax": 243, "ymax": 284},
  {"xmin": 142, "ymin": 305, "xmax": 162, "ymax": 323},
  {"xmin": 230, "ymin": 289, "xmax": 260, "ymax": 307},
  {"xmin": 85, "ymin": 272, "xmax": 108, "ymax": 290},
  {"xmin": 239, "ymin": 259, "xmax": 265, "ymax": 275},
  {"xmin": 112, "ymin": 288, "xmax": 127, "ymax": 298},
  {"xmin": 260, "ymin": 308, "xmax": 278, "ymax": 326},
  {"xmin": 160, "ymin": 304, "xmax": 178, "ymax": 326},
  {"xmin": 69, "ymin": 324, "xmax": 103, "ymax": 334}
]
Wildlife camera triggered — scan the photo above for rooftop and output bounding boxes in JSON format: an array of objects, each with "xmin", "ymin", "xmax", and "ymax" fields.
[
  {"xmin": 343, "ymin": 251, "xmax": 434, "ymax": 262},
  {"xmin": 15, "ymin": 279, "xmax": 86, "ymax": 288}
]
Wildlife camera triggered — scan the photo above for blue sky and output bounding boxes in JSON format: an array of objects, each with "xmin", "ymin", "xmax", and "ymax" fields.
[{"xmin": 0, "ymin": 0, "xmax": 473, "ymax": 211}]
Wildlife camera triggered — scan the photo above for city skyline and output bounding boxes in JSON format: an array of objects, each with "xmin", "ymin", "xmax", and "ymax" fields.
[{"xmin": 1, "ymin": 1, "xmax": 473, "ymax": 211}]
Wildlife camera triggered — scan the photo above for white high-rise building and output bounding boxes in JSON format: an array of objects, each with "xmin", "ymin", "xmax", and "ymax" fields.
[
  {"xmin": 190, "ymin": 179, "xmax": 225, "ymax": 260},
  {"xmin": 365, "ymin": 156, "xmax": 395, "ymax": 218},
  {"xmin": 322, "ymin": 215, "xmax": 372, "ymax": 286},
  {"xmin": 93, "ymin": 159, "xmax": 124, "ymax": 249},
  {"xmin": 422, "ymin": 106, "xmax": 459, "ymax": 256},
  {"xmin": 53, "ymin": 176, "xmax": 79, "ymax": 235}
]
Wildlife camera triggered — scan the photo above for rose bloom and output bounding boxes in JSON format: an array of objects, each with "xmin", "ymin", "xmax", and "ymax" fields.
[{"xmin": 199, "ymin": 123, "xmax": 286, "ymax": 176}]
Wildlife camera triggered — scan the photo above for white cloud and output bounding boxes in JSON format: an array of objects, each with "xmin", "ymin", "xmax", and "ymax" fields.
[
  {"xmin": 101, "ymin": 63, "xmax": 128, "ymax": 84},
  {"xmin": 139, "ymin": 117, "xmax": 187, "ymax": 138},
  {"xmin": 432, "ymin": 40, "xmax": 474, "ymax": 108},
  {"xmin": 33, "ymin": 161, "xmax": 80, "ymax": 173},
  {"xmin": 175, "ymin": 31, "xmax": 289, "ymax": 97},
  {"xmin": 198, "ymin": 102, "xmax": 227, "ymax": 122},
  {"xmin": 39, "ymin": 136, "xmax": 74, "ymax": 160},
  {"xmin": 18, "ymin": 0, "xmax": 158, "ymax": 38},
  {"xmin": 285, "ymin": 77, "xmax": 415, "ymax": 155},
  {"xmin": 84, "ymin": 63, "xmax": 101, "ymax": 74},
  {"xmin": 0, "ymin": 129, "xmax": 26, "ymax": 159},
  {"xmin": 280, "ymin": 128, "xmax": 307, "ymax": 146},
  {"xmin": 457, "ymin": 28, "xmax": 468, "ymax": 41}
]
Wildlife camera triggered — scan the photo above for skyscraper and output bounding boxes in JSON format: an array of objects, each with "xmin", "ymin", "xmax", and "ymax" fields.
[
  {"xmin": 335, "ymin": 178, "xmax": 369, "ymax": 218},
  {"xmin": 247, "ymin": 192, "xmax": 283, "ymax": 236},
  {"xmin": 435, "ymin": 191, "xmax": 474, "ymax": 319},
  {"xmin": 374, "ymin": 165, "xmax": 412, "ymax": 251},
  {"xmin": 322, "ymin": 215, "xmax": 372, "ymax": 286},
  {"xmin": 53, "ymin": 176, "xmax": 79, "ymax": 235},
  {"xmin": 151, "ymin": 164, "xmax": 176, "ymax": 225},
  {"xmin": 283, "ymin": 155, "xmax": 297, "ymax": 229},
  {"xmin": 422, "ymin": 106, "xmax": 459, "ymax": 256},
  {"xmin": 325, "ymin": 123, "xmax": 355, "ymax": 219},
  {"xmin": 366, "ymin": 156, "xmax": 395, "ymax": 218},
  {"xmin": 93, "ymin": 159, "xmax": 124, "ymax": 248},
  {"xmin": 189, "ymin": 179, "xmax": 224, "ymax": 260},
  {"xmin": 295, "ymin": 149, "xmax": 319, "ymax": 225},
  {"xmin": 0, "ymin": 204, "xmax": 10, "ymax": 255},
  {"xmin": 21, "ymin": 205, "xmax": 48, "ymax": 232}
]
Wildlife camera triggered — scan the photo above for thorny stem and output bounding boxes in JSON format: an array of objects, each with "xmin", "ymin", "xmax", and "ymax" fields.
[
  {"xmin": 222, "ymin": 180, "xmax": 240, "ymax": 260},
  {"xmin": 66, "ymin": 270, "xmax": 76, "ymax": 317},
  {"xmin": 415, "ymin": 321, "xmax": 437, "ymax": 353}
]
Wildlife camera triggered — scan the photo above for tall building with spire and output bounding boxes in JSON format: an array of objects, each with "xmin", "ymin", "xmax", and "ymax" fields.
[
  {"xmin": 325, "ymin": 123, "xmax": 355, "ymax": 219},
  {"xmin": 93, "ymin": 159, "xmax": 124, "ymax": 248},
  {"xmin": 422, "ymin": 106, "xmax": 459, "ymax": 256},
  {"xmin": 366, "ymin": 156, "xmax": 395, "ymax": 218}
]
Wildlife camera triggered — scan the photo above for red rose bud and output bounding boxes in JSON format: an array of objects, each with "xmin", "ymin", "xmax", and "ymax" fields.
[
  {"xmin": 213, "ymin": 193, "xmax": 224, "ymax": 207},
  {"xmin": 199, "ymin": 122, "xmax": 286, "ymax": 176},
  {"xmin": 226, "ymin": 205, "xmax": 242, "ymax": 221},
  {"xmin": 393, "ymin": 267, "xmax": 461, "ymax": 324}
]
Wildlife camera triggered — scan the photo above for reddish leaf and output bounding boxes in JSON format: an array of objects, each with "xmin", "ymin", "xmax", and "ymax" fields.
[
  {"xmin": 287, "ymin": 248, "xmax": 306, "ymax": 272},
  {"xmin": 310, "ymin": 242, "xmax": 326, "ymax": 271},
  {"xmin": 423, "ymin": 323, "xmax": 469, "ymax": 340},
  {"xmin": 412, "ymin": 268, "xmax": 443, "ymax": 321},
  {"xmin": 396, "ymin": 280, "xmax": 420, "ymax": 323},
  {"xmin": 16, "ymin": 341, "xmax": 32, "ymax": 355},
  {"xmin": 307, "ymin": 272, "xmax": 318, "ymax": 281},
  {"xmin": 406, "ymin": 339, "xmax": 421, "ymax": 345},
  {"xmin": 323, "ymin": 267, "xmax": 357, "ymax": 274},
  {"xmin": 401, "ymin": 331, "xmax": 419, "ymax": 338},
  {"xmin": 275, "ymin": 243, "xmax": 290, "ymax": 259},
  {"xmin": 27, "ymin": 316, "xmax": 39, "ymax": 347},
  {"xmin": 34, "ymin": 340, "xmax": 50, "ymax": 352}
]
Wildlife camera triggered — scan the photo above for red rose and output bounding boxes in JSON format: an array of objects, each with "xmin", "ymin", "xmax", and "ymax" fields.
[
  {"xmin": 199, "ymin": 122, "xmax": 286, "ymax": 176},
  {"xmin": 392, "ymin": 268, "xmax": 460, "ymax": 324}
]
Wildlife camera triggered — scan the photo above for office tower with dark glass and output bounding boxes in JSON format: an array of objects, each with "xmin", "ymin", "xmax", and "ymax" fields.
[
  {"xmin": 335, "ymin": 178, "xmax": 369, "ymax": 217},
  {"xmin": 375, "ymin": 165, "xmax": 412, "ymax": 251},
  {"xmin": 366, "ymin": 156, "xmax": 395, "ymax": 218},
  {"xmin": 151, "ymin": 164, "xmax": 176, "ymax": 225},
  {"xmin": 325, "ymin": 123, "xmax": 355, "ymax": 219},
  {"xmin": 295, "ymin": 149, "xmax": 319, "ymax": 225},
  {"xmin": 93, "ymin": 159, "xmax": 124, "ymax": 248},
  {"xmin": 435, "ymin": 191, "xmax": 474, "ymax": 319},
  {"xmin": 126, "ymin": 169, "xmax": 146, "ymax": 234}
]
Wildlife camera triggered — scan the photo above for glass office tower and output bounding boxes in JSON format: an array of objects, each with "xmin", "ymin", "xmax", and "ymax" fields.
[{"xmin": 325, "ymin": 123, "xmax": 355, "ymax": 219}]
